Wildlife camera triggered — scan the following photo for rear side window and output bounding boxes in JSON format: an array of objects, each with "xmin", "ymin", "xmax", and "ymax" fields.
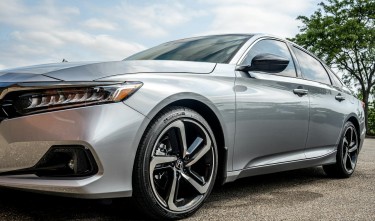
[
  {"xmin": 292, "ymin": 47, "xmax": 331, "ymax": 85},
  {"xmin": 326, "ymin": 67, "xmax": 343, "ymax": 88},
  {"xmin": 241, "ymin": 39, "xmax": 297, "ymax": 77}
]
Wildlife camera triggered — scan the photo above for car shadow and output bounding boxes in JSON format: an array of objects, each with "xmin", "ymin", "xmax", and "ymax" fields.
[
  {"xmin": 205, "ymin": 166, "xmax": 328, "ymax": 209},
  {"xmin": 0, "ymin": 167, "xmax": 329, "ymax": 220}
]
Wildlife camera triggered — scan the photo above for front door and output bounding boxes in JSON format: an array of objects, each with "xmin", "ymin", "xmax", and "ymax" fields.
[{"xmin": 233, "ymin": 39, "xmax": 310, "ymax": 171}]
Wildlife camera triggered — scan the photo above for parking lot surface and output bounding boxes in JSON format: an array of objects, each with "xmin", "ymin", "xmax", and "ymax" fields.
[{"xmin": 0, "ymin": 139, "xmax": 374, "ymax": 220}]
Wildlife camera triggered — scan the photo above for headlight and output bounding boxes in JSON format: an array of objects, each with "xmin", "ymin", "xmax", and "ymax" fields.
[{"xmin": 0, "ymin": 81, "xmax": 142, "ymax": 117}]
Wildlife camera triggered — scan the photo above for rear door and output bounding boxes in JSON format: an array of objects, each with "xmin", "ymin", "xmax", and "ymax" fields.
[
  {"xmin": 291, "ymin": 46, "xmax": 347, "ymax": 158},
  {"xmin": 233, "ymin": 39, "xmax": 310, "ymax": 170}
]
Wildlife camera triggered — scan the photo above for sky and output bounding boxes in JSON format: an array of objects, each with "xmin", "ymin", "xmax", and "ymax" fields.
[{"xmin": 0, "ymin": 0, "xmax": 321, "ymax": 70}]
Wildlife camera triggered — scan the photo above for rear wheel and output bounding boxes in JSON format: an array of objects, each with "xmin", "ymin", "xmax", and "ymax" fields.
[
  {"xmin": 133, "ymin": 107, "xmax": 218, "ymax": 220},
  {"xmin": 323, "ymin": 121, "xmax": 359, "ymax": 178}
]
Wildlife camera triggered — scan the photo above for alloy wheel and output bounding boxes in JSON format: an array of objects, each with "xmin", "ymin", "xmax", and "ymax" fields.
[
  {"xmin": 149, "ymin": 119, "xmax": 215, "ymax": 212},
  {"xmin": 341, "ymin": 126, "xmax": 358, "ymax": 174}
]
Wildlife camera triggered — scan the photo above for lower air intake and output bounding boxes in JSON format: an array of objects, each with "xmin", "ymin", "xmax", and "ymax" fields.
[{"xmin": 0, "ymin": 145, "xmax": 98, "ymax": 178}]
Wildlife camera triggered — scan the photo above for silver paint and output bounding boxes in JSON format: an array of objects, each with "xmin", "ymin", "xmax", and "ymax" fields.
[
  {"xmin": 0, "ymin": 103, "xmax": 146, "ymax": 198},
  {"xmin": 0, "ymin": 34, "xmax": 365, "ymax": 198}
]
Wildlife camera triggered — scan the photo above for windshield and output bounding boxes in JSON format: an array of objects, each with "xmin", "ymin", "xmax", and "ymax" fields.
[{"xmin": 125, "ymin": 35, "xmax": 251, "ymax": 64}]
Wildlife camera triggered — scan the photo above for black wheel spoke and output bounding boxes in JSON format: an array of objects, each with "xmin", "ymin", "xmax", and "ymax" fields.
[
  {"xmin": 174, "ymin": 174, "xmax": 182, "ymax": 203},
  {"xmin": 342, "ymin": 146, "xmax": 348, "ymax": 159},
  {"xmin": 180, "ymin": 171, "xmax": 209, "ymax": 194},
  {"xmin": 150, "ymin": 156, "xmax": 177, "ymax": 171},
  {"xmin": 343, "ymin": 137, "xmax": 349, "ymax": 146},
  {"xmin": 347, "ymin": 155, "xmax": 355, "ymax": 170},
  {"xmin": 154, "ymin": 165, "xmax": 173, "ymax": 171},
  {"xmin": 348, "ymin": 144, "xmax": 358, "ymax": 153},
  {"xmin": 168, "ymin": 129, "xmax": 181, "ymax": 155},
  {"xmin": 169, "ymin": 120, "xmax": 188, "ymax": 158},
  {"xmin": 186, "ymin": 143, "xmax": 211, "ymax": 167},
  {"xmin": 343, "ymin": 153, "xmax": 348, "ymax": 166},
  {"xmin": 188, "ymin": 168, "xmax": 205, "ymax": 185},
  {"xmin": 167, "ymin": 169, "xmax": 179, "ymax": 210},
  {"xmin": 186, "ymin": 129, "xmax": 212, "ymax": 167}
]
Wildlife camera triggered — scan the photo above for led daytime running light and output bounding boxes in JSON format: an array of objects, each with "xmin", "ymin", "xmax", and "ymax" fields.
[{"xmin": 2, "ymin": 82, "xmax": 142, "ymax": 116}]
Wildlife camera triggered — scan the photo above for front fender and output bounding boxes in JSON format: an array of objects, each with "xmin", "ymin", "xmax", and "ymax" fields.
[{"xmin": 100, "ymin": 73, "xmax": 236, "ymax": 171}]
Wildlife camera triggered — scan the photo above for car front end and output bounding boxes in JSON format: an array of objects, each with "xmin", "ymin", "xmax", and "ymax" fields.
[
  {"xmin": 0, "ymin": 80, "xmax": 149, "ymax": 198},
  {"xmin": 0, "ymin": 58, "xmax": 225, "ymax": 199}
]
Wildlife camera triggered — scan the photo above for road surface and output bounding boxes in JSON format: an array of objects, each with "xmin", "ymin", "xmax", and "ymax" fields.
[{"xmin": 0, "ymin": 139, "xmax": 374, "ymax": 220}]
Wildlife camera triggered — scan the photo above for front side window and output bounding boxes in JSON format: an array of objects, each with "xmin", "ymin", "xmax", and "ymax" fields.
[
  {"xmin": 125, "ymin": 35, "xmax": 251, "ymax": 64},
  {"xmin": 241, "ymin": 39, "xmax": 297, "ymax": 77},
  {"xmin": 292, "ymin": 47, "xmax": 331, "ymax": 85}
]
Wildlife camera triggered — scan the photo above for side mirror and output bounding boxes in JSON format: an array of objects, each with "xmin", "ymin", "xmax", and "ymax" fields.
[{"xmin": 236, "ymin": 53, "xmax": 289, "ymax": 73}]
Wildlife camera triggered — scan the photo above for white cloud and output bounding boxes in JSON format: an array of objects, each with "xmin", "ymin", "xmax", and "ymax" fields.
[
  {"xmin": 86, "ymin": 35, "xmax": 145, "ymax": 59},
  {"xmin": 201, "ymin": 0, "xmax": 317, "ymax": 14},
  {"xmin": 0, "ymin": 0, "xmax": 145, "ymax": 69},
  {"xmin": 0, "ymin": 29, "xmax": 145, "ymax": 68},
  {"xmin": 82, "ymin": 18, "xmax": 118, "ymax": 30},
  {"xmin": 0, "ymin": 0, "xmax": 79, "ymax": 30},
  {"xmin": 59, "ymin": 6, "xmax": 80, "ymax": 15},
  {"xmin": 12, "ymin": 31, "xmax": 64, "ymax": 47},
  {"xmin": 0, "ymin": 0, "xmax": 26, "ymax": 18},
  {"xmin": 198, "ymin": 0, "xmax": 320, "ymax": 38},
  {"xmin": 113, "ymin": 1, "xmax": 204, "ymax": 37},
  {"xmin": 51, "ymin": 30, "xmax": 145, "ymax": 59}
]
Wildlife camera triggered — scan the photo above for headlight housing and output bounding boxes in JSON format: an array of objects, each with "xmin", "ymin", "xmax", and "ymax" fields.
[{"xmin": 0, "ymin": 81, "xmax": 142, "ymax": 117}]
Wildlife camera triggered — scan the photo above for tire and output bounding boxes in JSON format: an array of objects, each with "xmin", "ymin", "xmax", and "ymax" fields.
[
  {"xmin": 133, "ymin": 107, "xmax": 218, "ymax": 220},
  {"xmin": 323, "ymin": 121, "xmax": 359, "ymax": 178}
]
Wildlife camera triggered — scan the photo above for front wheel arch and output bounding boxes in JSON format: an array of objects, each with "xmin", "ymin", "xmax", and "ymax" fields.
[{"xmin": 136, "ymin": 95, "xmax": 229, "ymax": 185}]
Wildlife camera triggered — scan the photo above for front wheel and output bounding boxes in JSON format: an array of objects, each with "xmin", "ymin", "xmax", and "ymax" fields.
[
  {"xmin": 133, "ymin": 107, "xmax": 218, "ymax": 220},
  {"xmin": 323, "ymin": 121, "xmax": 359, "ymax": 178}
]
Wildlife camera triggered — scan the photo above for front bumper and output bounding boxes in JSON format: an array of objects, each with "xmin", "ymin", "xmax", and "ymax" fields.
[{"xmin": 0, "ymin": 102, "xmax": 147, "ymax": 198}]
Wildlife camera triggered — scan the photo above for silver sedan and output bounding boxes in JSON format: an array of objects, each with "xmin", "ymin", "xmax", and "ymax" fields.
[{"xmin": 0, "ymin": 34, "xmax": 365, "ymax": 219}]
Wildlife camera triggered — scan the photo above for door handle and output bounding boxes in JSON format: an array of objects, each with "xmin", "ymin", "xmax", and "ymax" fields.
[
  {"xmin": 293, "ymin": 88, "xmax": 309, "ymax": 96},
  {"xmin": 335, "ymin": 94, "xmax": 345, "ymax": 101}
]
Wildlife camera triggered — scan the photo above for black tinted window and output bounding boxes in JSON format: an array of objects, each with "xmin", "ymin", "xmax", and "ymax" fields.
[
  {"xmin": 292, "ymin": 47, "xmax": 331, "ymax": 85},
  {"xmin": 326, "ymin": 67, "xmax": 343, "ymax": 88},
  {"xmin": 125, "ymin": 35, "xmax": 251, "ymax": 64},
  {"xmin": 241, "ymin": 39, "xmax": 296, "ymax": 77}
]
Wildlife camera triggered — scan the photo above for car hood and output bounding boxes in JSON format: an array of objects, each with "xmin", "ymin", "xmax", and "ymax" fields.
[{"xmin": 0, "ymin": 60, "xmax": 216, "ymax": 82}]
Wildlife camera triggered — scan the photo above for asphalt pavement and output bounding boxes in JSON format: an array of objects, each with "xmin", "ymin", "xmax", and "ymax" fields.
[{"xmin": 0, "ymin": 139, "xmax": 374, "ymax": 220}]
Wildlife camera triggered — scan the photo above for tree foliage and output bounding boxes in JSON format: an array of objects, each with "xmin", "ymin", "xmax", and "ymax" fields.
[
  {"xmin": 290, "ymin": 0, "xmax": 375, "ymax": 133},
  {"xmin": 368, "ymin": 102, "xmax": 375, "ymax": 135}
]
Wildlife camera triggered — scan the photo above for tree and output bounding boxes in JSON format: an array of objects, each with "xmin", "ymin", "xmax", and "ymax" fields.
[
  {"xmin": 368, "ymin": 101, "xmax": 375, "ymax": 135},
  {"xmin": 290, "ymin": 0, "xmax": 375, "ymax": 133}
]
